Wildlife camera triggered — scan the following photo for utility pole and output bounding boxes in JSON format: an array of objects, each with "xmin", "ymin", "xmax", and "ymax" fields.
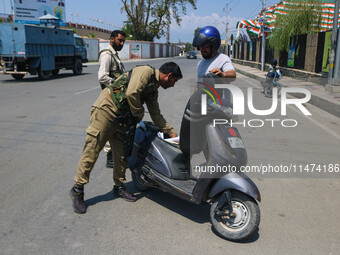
[
  {"xmin": 224, "ymin": 3, "xmax": 229, "ymax": 55},
  {"xmin": 328, "ymin": 0, "xmax": 340, "ymax": 91},
  {"xmin": 328, "ymin": 0, "xmax": 339, "ymax": 83},
  {"xmin": 230, "ymin": 34, "xmax": 234, "ymax": 59},
  {"xmin": 260, "ymin": 0, "xmax": 266, "ymax": 71}
]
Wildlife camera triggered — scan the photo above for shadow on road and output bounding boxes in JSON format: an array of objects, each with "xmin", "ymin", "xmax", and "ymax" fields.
[
  {"xmin": 128, "ymin": 181, "xmax": 211, "ymax": 224},
  {"xmin": 85, "ymin": 188, "xmax": 118, "ymax": 207},
  {"xmin": 211, "ymin": 226, "xmax": 260, "ymax": 243},
  {"xmin": 84, "ymin": 182, "xmax": 138, "ymax": 208}
]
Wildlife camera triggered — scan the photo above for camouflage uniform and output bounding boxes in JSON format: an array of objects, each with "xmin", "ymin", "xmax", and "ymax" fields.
[
  {"xmin": 98, "ymin": 44, "xmax": 125, "ymax": 154},
  {"xmin": 75, "ymin": 65, "xmax": 175, "ymax": 187},
  {"xmin": 98, "ymin": 44, "xmax": 125, "ymax": 88}
]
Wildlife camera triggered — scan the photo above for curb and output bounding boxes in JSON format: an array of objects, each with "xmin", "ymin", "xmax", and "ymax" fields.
[{"xmin": 235, "ymin": 67, "xmax": 264, "ymax": 82}]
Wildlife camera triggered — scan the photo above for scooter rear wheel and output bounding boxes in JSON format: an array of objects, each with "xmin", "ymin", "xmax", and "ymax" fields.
[
  {"xmin": 264, "ymin": 84, "xmax": 273, "ymax": 98},
  {"xmin": 210, "ymin": 190, "xmax": 260, "ymax": 241},
  {"xmin": 264, "ymin": 84, "xmax": 281, "ymax": 98}
]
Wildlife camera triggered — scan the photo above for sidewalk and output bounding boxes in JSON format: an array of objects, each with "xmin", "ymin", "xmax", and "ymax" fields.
[{"xmin": 233, "ymin": 63, "xmax": 340, "ymax": 118}]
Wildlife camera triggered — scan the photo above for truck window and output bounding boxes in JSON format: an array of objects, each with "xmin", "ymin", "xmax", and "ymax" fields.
[{"xmin": 76, "ymin": 38, "xmax": 84, "ymax": 47}]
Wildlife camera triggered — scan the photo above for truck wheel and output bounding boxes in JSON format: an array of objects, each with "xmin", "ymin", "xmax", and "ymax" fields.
[
  {"xmin": 52, "ymin": 69, "xmax": 60, "ymax": 75},
  {"xmin": 38, "ymin": 70, "xmax": 51, "ymax": 80},
  {"xmin": 11, "ymin": 74, "xmax": 25, "ymax": 80},
  {"xmin": 73, "ymin": 59, "xmax": 83, "ymax": 75}
]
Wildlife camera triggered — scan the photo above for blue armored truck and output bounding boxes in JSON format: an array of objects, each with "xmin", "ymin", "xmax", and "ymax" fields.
[{"xmin": 0, "ymin": 23, "xmax": 87, "ymax": 80}]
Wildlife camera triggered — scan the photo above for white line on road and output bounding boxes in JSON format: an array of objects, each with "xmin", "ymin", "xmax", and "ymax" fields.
[
  {"xmin": 75, "ymin": 87, "xmax": 99, "ymax": 95},
  {"xmin": 237, "ymin": 73, "xmax": 340, "ymax": 141}
]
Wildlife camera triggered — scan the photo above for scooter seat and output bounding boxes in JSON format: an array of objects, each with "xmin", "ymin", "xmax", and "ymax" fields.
[{"xmin": 151, "ymin": 137, "xmax": 190, "ymax": 180}]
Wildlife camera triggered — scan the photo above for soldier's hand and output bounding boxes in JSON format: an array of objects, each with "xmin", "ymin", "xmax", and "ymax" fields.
[
  {"xmin": 136, "ymin": 116, "xmax": 143, "ymax": 123},
  {"xmin": 170, "ymin": 132, "xmax": 178, "ymax": 138}
]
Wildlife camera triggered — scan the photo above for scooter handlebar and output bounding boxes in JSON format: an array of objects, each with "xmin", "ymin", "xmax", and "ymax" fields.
[{"xmin": 207, "ymin": 100, "xmax": 233, "ymax": 119}]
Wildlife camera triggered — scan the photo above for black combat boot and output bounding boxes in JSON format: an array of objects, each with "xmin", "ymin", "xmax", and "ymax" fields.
[
  {"xmin": 113, "ymin": 185, "xmax": 137, "ymax": 202},
  {"xmin": 70, "ymin": 186, "xmax": 86, "ymax": 214},
  {"xmin": 106, "ymin": 150, "xmax": 113, "ymax": 168}
]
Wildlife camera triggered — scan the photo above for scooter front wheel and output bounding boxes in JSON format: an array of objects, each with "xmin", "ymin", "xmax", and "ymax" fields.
[{"xmin": 210, "ymin": 190, "xmax": 260, "ymax": 241}]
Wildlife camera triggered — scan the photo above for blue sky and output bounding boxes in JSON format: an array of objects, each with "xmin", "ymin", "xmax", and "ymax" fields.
[{"xmin": 1, "ymin": 0, "xmax": 279, "ymax": 42}]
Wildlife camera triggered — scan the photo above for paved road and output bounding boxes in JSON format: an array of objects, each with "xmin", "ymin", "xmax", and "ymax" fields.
[{"xmin": 0, "ymin": 57, "xmax": 339, "ymax": 255}]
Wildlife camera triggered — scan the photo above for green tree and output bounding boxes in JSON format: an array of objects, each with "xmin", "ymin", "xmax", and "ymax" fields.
[
  {"xmin": 120, "ymin": 0, "xmax": 197, "ymax": 42},
  {"xmin": 194, "ymin": 27, "xmax": 201, "ymax": 37},
  {"xmin": 268, "ymin": 0, "xmax": 323, "ymax": 51},
  {"xmin": 122, "ymin": 20, "xmax": 137, "ymax": 40},
  {"xmin": 184, "ymin": 42, "xmax": 192, "ymax": 52}
]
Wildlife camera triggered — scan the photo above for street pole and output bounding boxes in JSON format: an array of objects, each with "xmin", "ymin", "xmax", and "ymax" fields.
[
  {"xmin": 261, "ymin": 0, "xmax": 266, "ymax": 71},
  {"xmin": 328, "ymin": 0, "xmax": 339, "ymax": 85},
  {"xmin": 332, "ymin": 0, "xmax": 340, "ymax": 85},
  {"xmin": 224, "ymin": 3, "xmax": 229, "ymax": 55},
  {"xmin": 230, "ymin": 34, "xmax": 234, "ymax": 59}
]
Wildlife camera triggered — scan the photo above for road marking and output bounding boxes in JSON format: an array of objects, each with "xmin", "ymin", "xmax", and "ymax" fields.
[
  {"xmin": 237, "ymin": 73, "xmax": 340, "ymax": 141},
  {"xmin": 75, "ymin": 87, "xmax": 99, "ymax": 95}
]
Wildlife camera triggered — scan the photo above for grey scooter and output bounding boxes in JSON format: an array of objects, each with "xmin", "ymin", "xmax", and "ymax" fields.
[{"xmin": 128, "ymin": 78, "xmax": 261, "ymax": 241}]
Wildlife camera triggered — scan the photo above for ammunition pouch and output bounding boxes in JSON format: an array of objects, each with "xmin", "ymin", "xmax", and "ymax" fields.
[
  {"xmin": 108, "ymin": 65, "xmax": 155, "ymax": 159},
  {"xmin": 115, "ymin": 113, "xmax": 137, "ymax": 159},
  {"xmin": 108, "ymin": 70, "xmax": 132, "ymax": 112}
]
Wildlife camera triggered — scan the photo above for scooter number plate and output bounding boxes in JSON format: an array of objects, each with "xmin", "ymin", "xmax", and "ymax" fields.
[{"xmin": 228, "ymin": 137, "xmax": 245, "ymax": 149}]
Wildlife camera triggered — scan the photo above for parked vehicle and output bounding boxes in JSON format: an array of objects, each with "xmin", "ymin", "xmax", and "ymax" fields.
[
  {"xmin": 0, "ymin": 23, "xmax": 87, "ymax": 80},
  {"xmin": 128, "ymin": 77, "xmax": 261, "ymax": 241},
  {"xmin": 186, "ymin": 51, "xmax": 197, "ymax": 59},
  {"xmin": 260, "ymin": 59, "xmax": 282, "ymax": 98}
]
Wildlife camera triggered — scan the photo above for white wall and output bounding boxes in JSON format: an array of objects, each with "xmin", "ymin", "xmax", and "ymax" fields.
[
  {"xmin": 142, "ymin": 43, "xmax": 150, "ymax": 59},
  {"xmin": 99, "ymin": 41, "xmax": 109, "ymax": 52},
  {"xmin": 120, "ymin": 43, "xmax": 130, "ymax": 60},
  {"xmin": 130, "ymin": 41, "xmax": 142, "ymax": 59},
  {"xmin": 155, "ymin": 44, "xmax": 160, "ymax": 58},
  {"xmin": 98, "ymin": 40, "xmax": 180, "ymax": 60},
  {"xmin": 99, "ymin": 40, "xmax": 129, "ymax": 60},
  {"xmin": 83, "ymin": 38, "xmax": 99, "ymax": 61}
]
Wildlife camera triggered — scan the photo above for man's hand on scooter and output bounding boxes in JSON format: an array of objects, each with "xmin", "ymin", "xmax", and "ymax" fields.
[{"xmin": 209, "ymin": 67, "xmax": 223, "ymax": 76}]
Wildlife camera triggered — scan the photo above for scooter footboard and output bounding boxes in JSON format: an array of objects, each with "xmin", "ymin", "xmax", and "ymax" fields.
[{"xmin": 208, "ymin": 172, "xmax": 261, "ymax": 202}]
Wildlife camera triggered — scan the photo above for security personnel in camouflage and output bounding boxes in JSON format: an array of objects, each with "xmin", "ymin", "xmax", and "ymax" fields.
[
  {"xmin": 70, "ymin": 62, "xmax": 183, "ymax": 214},
  {"xmin": 98, "ymin": 30, "xmax": 126, "ymax": 168},
  {"xmin": 98, "ymin": 30, "xmax": 126, "ymax": 89}
]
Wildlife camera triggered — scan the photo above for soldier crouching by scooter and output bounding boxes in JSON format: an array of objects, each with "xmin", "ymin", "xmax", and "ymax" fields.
[{"xmin": 70, "ymin": 62, "xmax": 182, "ymax": 214}]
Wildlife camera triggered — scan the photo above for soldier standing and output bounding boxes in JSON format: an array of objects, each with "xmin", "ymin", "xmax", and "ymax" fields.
[{"xmin": 98, "ymin": 30, "xmax": 126, "ymax": 168}]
